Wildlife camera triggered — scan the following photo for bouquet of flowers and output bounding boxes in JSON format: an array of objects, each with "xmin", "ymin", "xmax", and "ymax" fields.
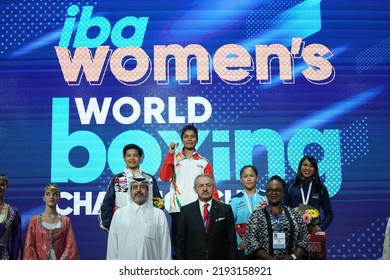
[
  {"xmin": 235, "ymin": 200, "xmax": 268, "ymax": 239},
  {"xmin": 260, "ymin": 201, "xmax": 268, "ymax": 209},
  {"xmin": 255, "ymin": 200, "xmax": 268, "ymax": 210},
  {"xmin": 152, "ymin": 197, "xmax": 165, "ymax": 209},
  {"xmin": 300, "ymin": 208, "xmax": 320, "ymax": 232}
]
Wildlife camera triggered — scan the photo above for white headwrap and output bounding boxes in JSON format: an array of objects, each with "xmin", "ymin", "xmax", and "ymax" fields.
[{"xmin": 128, "ymin": 175, "xmax": 154, "ymax": 208}]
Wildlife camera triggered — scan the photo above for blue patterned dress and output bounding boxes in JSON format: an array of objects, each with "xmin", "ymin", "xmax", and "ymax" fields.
[{"xmin": 0, "ymin": 204, "xmax": 22, "ymax": 260}]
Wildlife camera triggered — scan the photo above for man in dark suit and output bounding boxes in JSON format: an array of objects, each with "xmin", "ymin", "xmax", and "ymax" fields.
[{"xmin": 176, "ymin": 174, "xmax": 237, "ymax": 260}]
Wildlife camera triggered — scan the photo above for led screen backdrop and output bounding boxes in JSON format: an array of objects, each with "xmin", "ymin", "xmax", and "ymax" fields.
[{"xmin": 1, "ymin": 0, "xmax": 389, "ymax": 260}]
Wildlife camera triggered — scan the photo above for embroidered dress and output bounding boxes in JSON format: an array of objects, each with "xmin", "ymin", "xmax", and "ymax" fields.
[
  {"xmin": 245, "ymin": 206, "xmax": 309, "ymax": 259},
  {"xmin": 23, "ymin": 214, "xmax": 79, "ymax": 260},
  {"xmin": 383, "ymin": 217, "xmax": 390, "ymax": 260},
  {"xmin": 0, "ymin": 205, "xmax": 22, "ymax": 260}
]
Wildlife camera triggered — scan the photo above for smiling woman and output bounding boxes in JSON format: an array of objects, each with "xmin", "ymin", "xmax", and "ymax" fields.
[
  {"xmin": 244, "ymin": 175, "xmax": 309, "ymax": 260},
  {"xmin": 284, "ymin": 155, "xmax": 334, "ymax": 234}
]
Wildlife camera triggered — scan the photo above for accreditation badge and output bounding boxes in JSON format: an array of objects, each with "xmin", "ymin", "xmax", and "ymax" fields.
[{"xmin": 272, "ymin": 232, "xmax": 286, "ymax": 249}]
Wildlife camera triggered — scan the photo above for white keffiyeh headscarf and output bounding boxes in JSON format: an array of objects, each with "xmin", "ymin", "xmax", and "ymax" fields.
[{"xmin": 127, "ymin": 175, "xmax": 154, "ymax": 208}]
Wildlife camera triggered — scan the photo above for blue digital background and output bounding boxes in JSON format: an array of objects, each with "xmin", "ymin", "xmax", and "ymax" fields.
[{"xmin": 1, "ymin": 0, "xmax": 389, "ymax": 260}]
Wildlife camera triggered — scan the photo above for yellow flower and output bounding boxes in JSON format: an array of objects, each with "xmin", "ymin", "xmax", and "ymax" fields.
[
  {"xmin": 152, "ymin": 197, "xmax": 165, "ymax": 209},
  {"xmin": 306, "ymin": 209, "xmax": 319, "ymax": 219}
]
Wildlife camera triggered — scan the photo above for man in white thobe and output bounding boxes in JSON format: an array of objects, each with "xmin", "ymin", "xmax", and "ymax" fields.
[{"xmin": 106, "ymin": 176, "xmax": 171, "ymax": 260}]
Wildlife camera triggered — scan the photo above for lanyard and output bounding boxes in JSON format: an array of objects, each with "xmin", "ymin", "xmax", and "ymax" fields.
[
  {"xmin": 267, "ymin": 205, "xmax": 282, "ymax": 231},
  {"xmin": 300, "ymin": 181, "xmax": 312, "ymax": 205},
  {"xmin": 244, "ymin": 190, "xmax": 257, "ymax": 214}
]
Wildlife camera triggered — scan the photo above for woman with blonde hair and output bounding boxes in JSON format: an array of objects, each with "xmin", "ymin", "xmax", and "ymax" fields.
[
  {"xmin": 23, "ymin": 183, "xmax": 79, "ymax": 260},
  {"xmin": 383, "ymin": 218, "xmax": 390, "ymax": 260}
]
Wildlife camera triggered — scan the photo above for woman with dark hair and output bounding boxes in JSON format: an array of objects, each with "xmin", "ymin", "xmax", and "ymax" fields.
[
  {"xmin": 0, "ymin": 173, "xmax": 22, "ymax": 260},
  {"xmin": 229, "ymin": 165, "xmax": 267, "ymax": 259},
  {"xmin": 284, "ymin": 156, "xmax": 333, "ymax": 234},
  {"xmin": 245, "ymin": 175, "xmax": 308, "ymax": 260}
]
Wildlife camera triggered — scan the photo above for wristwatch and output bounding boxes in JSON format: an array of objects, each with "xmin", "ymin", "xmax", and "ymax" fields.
[{"xmin": 291, "ymin": 254, "xmax": 297, "ymax": 260}]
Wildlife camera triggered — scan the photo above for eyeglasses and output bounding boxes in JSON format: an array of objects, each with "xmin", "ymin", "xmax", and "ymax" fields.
[{"xmin": 266, "ymin": 188, "xmax": 283, "ymax": 194}]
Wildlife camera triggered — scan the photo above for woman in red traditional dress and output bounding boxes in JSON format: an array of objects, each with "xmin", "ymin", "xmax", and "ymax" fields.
[{"xmin": 23, "ymin": 183, "xmax": 79, "ymax": 260}]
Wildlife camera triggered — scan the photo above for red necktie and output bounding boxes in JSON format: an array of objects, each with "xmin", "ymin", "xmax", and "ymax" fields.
[{"xmin": 203, "ymin": 203, "xmax": 210, "ymax": 233}]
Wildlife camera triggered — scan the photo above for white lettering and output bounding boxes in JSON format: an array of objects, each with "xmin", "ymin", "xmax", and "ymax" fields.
[
  {"xmin": 74, "ymin": 96, "xmax": 212, "ymax": 125},
  {"xmin": 75, "ymin": 97, "xmax": 111, "ymax": 124},
  {"xmin": 144, "ymin": 97, "xmax": 165, "ymax": 124},
  {"xmin": 188, "ymin": 96, "xmax": 212, "ymax": 123},
  {"xmin": 112, "ymin": 96, "xmax": 141, "ymax": 124},
  {"xmin": 168, "ymin": 96, "xmax": 185, "ymax": 123}
]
